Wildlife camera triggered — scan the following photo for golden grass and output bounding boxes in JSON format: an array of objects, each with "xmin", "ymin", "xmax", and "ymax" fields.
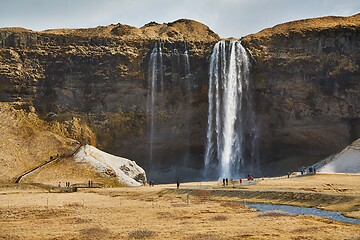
[
  {"xmin": 0, "ymin": 174, "xmax": 359, "ymax": 239},
  {"xmin": 245, "ymin": 13, "xmax": 360, "ymax": 39},
  {"xmin": 0, "ymin": 103, "xmax": 76, "ymax": 182}
]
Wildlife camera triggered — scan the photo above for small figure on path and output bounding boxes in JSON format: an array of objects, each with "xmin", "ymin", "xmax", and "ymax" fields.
[
  {"xmin": 225, "ymin": 178, "xmax": 228, "ymax": 186},
  {"xmin": 58, "ymin": 182, "xmax": 61, "ymax": 187},
  {"xmin": 176, "ymin": 181, "xmax": 180, "ymax": 189},
  {"xmin": 287, "ymin": 172, "xmax": 290, "ymax": 178},
  {"xmin": 88, "ymin": 180, "xmax": 91, "ymax": 187},
  {"xmin": 222, "ymin": 178, "xmax": 225, "ymax": 186},
  {"xmin": 239, "ymin": 178, "xmax": 242, "ymax": 184}
]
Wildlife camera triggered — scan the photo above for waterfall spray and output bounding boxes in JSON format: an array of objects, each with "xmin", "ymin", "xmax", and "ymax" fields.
[{"xmin": 204, "ymin": 40, "xmax": 259, "ymax": 179}]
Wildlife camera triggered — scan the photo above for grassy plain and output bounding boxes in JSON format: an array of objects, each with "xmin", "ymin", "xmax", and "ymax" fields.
[{"xmin": 0, "ymin": 174, "xmax": 359, "ymax": 240}]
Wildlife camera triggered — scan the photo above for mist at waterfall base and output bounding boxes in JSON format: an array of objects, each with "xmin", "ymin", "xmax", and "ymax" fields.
[{"xmin": 204, "ymin": 41, "xmax": 260, "ymax": 181}]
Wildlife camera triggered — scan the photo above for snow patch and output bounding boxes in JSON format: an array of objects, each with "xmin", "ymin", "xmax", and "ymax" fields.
[
  {"xmin": 316, "ymin": 139, "xmax": 360, "ymax": 174},
  {"xmin": 74, "ymin": 145, "xmax": 147, "ymax": 186}
]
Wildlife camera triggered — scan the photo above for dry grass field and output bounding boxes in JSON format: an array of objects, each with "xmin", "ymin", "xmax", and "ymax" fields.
[{"xmin": 0, "ymin": 174, "xmax": 359, "ymax": 240}]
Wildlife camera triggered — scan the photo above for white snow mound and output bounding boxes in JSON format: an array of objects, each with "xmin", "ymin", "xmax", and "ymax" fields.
[
  {"xmin": 74, "ymin": 145, "xmax": 147, "ymax": 186},
  {"xmin": 315, "ymin": 139, "xmax": 360, "ymax": 174}
]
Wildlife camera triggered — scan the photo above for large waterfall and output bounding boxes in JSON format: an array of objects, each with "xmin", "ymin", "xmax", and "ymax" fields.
[{"xmin": 204, "ymin": 40, "xmax": 259, "ymax": 180}]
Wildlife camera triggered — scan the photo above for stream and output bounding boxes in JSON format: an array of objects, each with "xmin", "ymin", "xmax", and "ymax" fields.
[{"xmin": 246, "ymin": 203, "xmax": 360, "ymax": 224}]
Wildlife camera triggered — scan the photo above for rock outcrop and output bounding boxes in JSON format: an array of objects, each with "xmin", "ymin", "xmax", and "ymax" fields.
[
  {"xmin": 0, "ymin": 15, "xmax": 359, "ymax": 180},
  {"xmin": 242, "ymin": 14, "xmax": 360, "ymax": 175},
  {"xmin": 74, "ymin": 145, "xmax": 147, "ymax": 186}
]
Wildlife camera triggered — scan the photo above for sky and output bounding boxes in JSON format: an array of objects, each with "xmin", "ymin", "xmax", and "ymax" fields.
[{"xmin": 1, "ymin": 0, "xmax": 359, "ymax": 37}]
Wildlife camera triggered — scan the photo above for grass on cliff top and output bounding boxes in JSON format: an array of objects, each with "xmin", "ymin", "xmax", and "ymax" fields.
[
  {"xmin": 32, "ymin": 19, "xmax": 220, "ymax": 43},
  {"xmin": 245, "ymin": 13, "xmax": 360, "ymax": 40}
]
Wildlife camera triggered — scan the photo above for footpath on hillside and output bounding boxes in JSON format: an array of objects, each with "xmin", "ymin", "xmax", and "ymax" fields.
[{"xmin": 15, "ymin": 144, "xmax": 82, "ymax": 184}]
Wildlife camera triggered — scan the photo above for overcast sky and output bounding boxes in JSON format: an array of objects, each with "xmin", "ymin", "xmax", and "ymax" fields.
[{"xmin": 1, "ymin": 0, "xmax": 359, "ymax": 37}]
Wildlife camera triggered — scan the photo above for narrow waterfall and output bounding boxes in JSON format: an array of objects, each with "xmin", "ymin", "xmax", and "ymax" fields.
[
  {"xmin": 204, "ymin": 40, "xmax": 259, "ymax": 179},
  {"xmin": 147, "ymin": 42, "xmax": 164, "ymax": 168},
  {"xmin": 182, "ymin": 42, "xmax": 192, "ymax": 166},
  {"xmin": 147, "ymin": 41, "xmax": 193, "ymax": 177}
]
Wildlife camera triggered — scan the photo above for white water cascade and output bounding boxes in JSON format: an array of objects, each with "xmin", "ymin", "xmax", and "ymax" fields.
[{"xmin": 204, "ymin": 40, "xmax": 259, "ymax": 179}]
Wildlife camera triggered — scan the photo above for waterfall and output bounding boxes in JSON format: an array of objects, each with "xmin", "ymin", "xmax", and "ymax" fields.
[
  {"xmin": 147, "ymin": 41, "xmax": 193, "ymax": 177},
  {"xmin": 204, "ymin": 40, "xmax": 259, "ymax": 179},
  {"xmin": 182, "ymin": 41, "xmax": 192, "ymax": 166},
  {"xmin": 147, "ymin": 42, "xmax": 163, "ymax": 168}
]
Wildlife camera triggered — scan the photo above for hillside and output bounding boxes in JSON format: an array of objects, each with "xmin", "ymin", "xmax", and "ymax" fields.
[
  {"xmin": 0, "ymin": 102, "xmax": 77, "ymax": 182},
  {"xmin": 40, "ymin": 19, "xmax": 219, "ymax": 43}
]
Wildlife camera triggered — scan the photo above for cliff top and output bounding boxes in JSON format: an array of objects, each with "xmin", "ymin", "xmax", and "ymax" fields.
[
  {"xmin": 0, "ymin": 19, "xmax": 219, "ymax": 43},
  {"xmin": 244, "ymin": 13, "xmax": 360, "ymax": 40}
]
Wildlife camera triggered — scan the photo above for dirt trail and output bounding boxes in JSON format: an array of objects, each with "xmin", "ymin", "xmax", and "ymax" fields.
[{"xmin": 15, "ymin": 144, "xmax": 82, "ymax": 183}]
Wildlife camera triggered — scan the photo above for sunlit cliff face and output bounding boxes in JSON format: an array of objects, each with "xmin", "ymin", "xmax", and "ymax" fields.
[{"xmin": 1, "ymin": 15, "xmax": 359, "ymax": 182}]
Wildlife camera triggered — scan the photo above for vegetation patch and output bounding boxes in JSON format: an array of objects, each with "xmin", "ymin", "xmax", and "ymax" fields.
[
  {"xmin": 79, "ymin": 227, "xmax": 109, "ymax": 240},
  {"xmin": 183, "ymin": 233, "xmax": 222, "ymax": 240},
  {"xmin": 128, "ymin": 229, "xmax": 156, "ymax": 239},
  {"xmin": 210, "ymin": 214, "xmax": 228, "ymax": 221},
  {"xmin": 257, "ymin": 210, "xmax": 291, "ymax": 217},
  {"xmin": 63, "ymin": 202, "xmax": 83, "ymax": 208},
  {"xmin": 219, "ymin": 201, "xmax": 249, "ymax": 209}
]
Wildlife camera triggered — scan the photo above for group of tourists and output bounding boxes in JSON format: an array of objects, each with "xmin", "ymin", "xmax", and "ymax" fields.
[
  {"xmin": 88, "ymin": 180, "xmax": 94, "ymax": 187},
  {"xmin": 300, "ymin": 166, "xmax": 316, "ymax": 175},
  {"xmin": 58, "ymin": 181, "xmax": 71, "ymax": 188},
  {"xmin": 222, "ymin": 178, "xmax": 229, "ymax": 186},
  {"xmin": 221, "ymin": 174, "xmax": 254, "ymax": 186}
]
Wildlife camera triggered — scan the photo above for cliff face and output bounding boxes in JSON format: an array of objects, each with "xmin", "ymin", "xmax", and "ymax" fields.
[
  {"xmin": 0, "ymin": 19, "xmax": 219, "ymax": 181},
  {"xmin": 0, "ymin": 15, "xmax": 359, "ymax": 180},
  {"xmin": 243, "ymin": 14, "xmax": 360, "ymax": 174}
]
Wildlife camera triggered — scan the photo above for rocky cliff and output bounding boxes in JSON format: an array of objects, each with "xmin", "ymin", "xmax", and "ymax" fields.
[
  {"xmin": 0, "ymin": 15, "xmax": 359, "ymax": 181},
  {"xmin": 243, "ymin": 13, "xmax": 360, "ymax": 175},
  {"xmin": 0, "ymin": 19, "xmax": 219, "ymax": 182}
]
